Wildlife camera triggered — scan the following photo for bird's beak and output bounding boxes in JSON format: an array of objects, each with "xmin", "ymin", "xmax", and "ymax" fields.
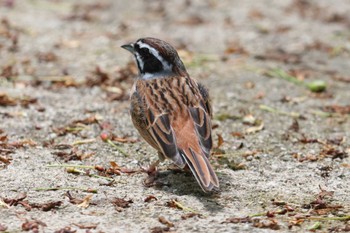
[{"xmin": 121, "ymin": 43, "xmax": 135, "ymax": 54}]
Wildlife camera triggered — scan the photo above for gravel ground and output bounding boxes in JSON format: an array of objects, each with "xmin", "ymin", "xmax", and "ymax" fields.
[{"xmin": 0, "ymin": 0, "xmax": 349, "ymax": 232}]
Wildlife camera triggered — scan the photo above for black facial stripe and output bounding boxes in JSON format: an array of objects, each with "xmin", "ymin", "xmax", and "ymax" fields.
[
  {"xmin": 142, "ymin": 54, "xmax": 163, "ymax": 74},
  {"xmin": 134, "ymin": 44, "xmax": 164, "ymax": 74}
]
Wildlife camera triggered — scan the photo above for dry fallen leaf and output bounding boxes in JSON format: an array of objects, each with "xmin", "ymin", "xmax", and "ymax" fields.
[
  {"xmin": 245, "ymin": 122, "xmax": 264, "ymax": 134},
  {"xmin": 150, "ymin": 226, "xmax": 170, "ymax": 233},
  {"xmin": 222, "ymin": 216, "xmax": 252, "ymax": 224},
  {"xmin": 158, "ymin": 216, "xmax": 174, "ymax": 227},
  {"xmin": 144, "ymin": 195, "xmax": 157, "ymax": 203},
  {"xmin": 54, "ymin": 226, "xmax": 77, "ymax": 233},
  {"xmin": 77, "ymin": 194, "xmax": 93, "ymax": 208},
  {"xmin": 0, "ymin": 93, "xmax": 17, "ymax": 106},
  {"xmin": 111, "ymin": 197, "xmax": 133, "ymax": 212},
  {"xmin": 22, "ymin": 219, "xmax": 47, "ymax": 232},
  {"xmin": 323, "ymin": 105, "xmax": 350, "ymax": 114},
  {"xmin": 72, "ymin": 223, "xmax": 98, "ymax": 230},
  {"xmin": 253, "ymin": 218, "xmax": 280, "ymax": 230}
]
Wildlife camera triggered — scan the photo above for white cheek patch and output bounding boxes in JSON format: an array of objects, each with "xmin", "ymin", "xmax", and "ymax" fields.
[
  {"xmin": 136, "ymin": 41, "xmax": 173, "ymax": 71},
  {"xmin": 135, "ymin": 52, "xmax": 144, "ymax": 71}
]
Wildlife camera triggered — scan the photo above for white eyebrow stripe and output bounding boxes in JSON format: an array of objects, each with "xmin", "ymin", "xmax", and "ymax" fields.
[{"xmin": 136, "ymin": 41, "xmax": 173, "ymax": 71}]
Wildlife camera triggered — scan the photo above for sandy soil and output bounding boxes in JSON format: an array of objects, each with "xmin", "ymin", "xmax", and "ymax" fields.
[{"xmin": 0, "ymin": 0, "xmax": 349, "ymax": 232}]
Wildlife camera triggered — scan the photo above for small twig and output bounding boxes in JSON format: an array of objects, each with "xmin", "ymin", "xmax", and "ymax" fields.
[
  {"xmin": 305, "ymin": 216, "xmax": 350, "ymax": 221},
  {"xmin": 249, "ymin": 213, "xmax": 266, "ymax": 217},
  {"xmin": 308, "ymin": 221, "xmax": 321, "ymax": 231},
  {"xmin": 173, "ymin": 200, "xmax": 199, "ymax": 214},
  {"xmin": 66, "ymin": 167, "xmax": 114, "ymax": 181},
  {"xmin": 264, "ymin": 68, "xmax": 326, "ymax": 92},
  {"xmin": 47, "ymin": 164, "xmax": 114, "ymax": 181},
  {"xmin": 47, "ymin": 164, "xmax": 95, "ymax": 169},
  {"xmin": 72, "ymin": 138, "xmax": 96, "ymax": 146},
  {"xmin": 34, "ymin": 187, "xmax": 98, "ymax": 193},
  {"xmin": 309, "ymin": 110, "xmax": 349, "ymax": 118},
  {"xmin": 259, "ymin": 104, "xmax": 301, "ymax": 118},
  {"xmin": 106, "ymin": 139, "xmax": 129, "ymax": 157}
]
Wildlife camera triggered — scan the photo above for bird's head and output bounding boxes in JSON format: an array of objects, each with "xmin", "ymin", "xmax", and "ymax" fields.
[{"xmin": 121, "ymin": 37, "xmax": 187, "ymax": 79}]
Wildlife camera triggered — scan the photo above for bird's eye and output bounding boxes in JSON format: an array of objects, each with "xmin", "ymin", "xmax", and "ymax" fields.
[
  {"xmin": 141, "ymin": 48, "xmax": 149, "ymax": 53},
  {"xmin": 140, "ymin": 48, "xmax": 151, "ymax": 57}
]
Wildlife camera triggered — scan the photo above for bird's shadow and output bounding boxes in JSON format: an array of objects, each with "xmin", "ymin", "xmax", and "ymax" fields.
[{"xmin": 149, "ymin": 169, "xmax": 230, "ymax": 213}]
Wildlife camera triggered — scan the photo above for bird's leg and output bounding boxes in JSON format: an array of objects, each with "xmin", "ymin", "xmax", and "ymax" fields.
[
  {"xmin": 141, "ymin": 152, "xmax": 165, "ymax": 187},
  {"xmin": 141, "ymin": 159, "xmax": 160, "ymax": 187},
  {"xmin": 146, "ymin": 159, "xmax": 160, "ymax": 175}
]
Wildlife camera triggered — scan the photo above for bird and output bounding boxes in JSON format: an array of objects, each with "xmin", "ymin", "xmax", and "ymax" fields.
[{"xmin": 121, "ymin": 37, "xmax": 219, "ymax": 192}]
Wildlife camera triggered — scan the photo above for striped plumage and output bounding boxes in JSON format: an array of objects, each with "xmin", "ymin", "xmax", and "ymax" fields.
[{"xmin": 122, "ymin": 37, "xmax": 219, "ymax": 192}]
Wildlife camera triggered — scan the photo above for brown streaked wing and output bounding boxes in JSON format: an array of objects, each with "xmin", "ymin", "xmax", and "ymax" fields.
[
  {"xmin": 132, "ymin": 79, "xmax": 186, "ymax": 168},
  {"xmin": 188, "ymin": 82, "xmax": 213, "ymax": 158},
  {"xmin": 147, "ymin": 111, "xmax": 186, "ymax": 167},
  {"xmin": 189, "ymin": 106, "xmax": 212, "ymax": 158},
  {"xmin": 130, "ymin": 91, "xmax": 159, "ymax": 150}
]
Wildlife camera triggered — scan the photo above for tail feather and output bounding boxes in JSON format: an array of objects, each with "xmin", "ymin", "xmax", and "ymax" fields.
[{"xmin": 180, "ymin": 148, "xmax": 219, "ymax": 192}]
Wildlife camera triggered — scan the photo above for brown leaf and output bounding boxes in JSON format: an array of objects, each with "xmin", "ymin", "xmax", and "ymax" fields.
[
  {"xmin": 150, "ymin": 226, "xmax": 170, "ymax": 233},
  {"xmin": 0, "ymin": 155, "xmax": 12, "ymax": 164},
  {"xmin": 158, "ymin": 216, "xmax": 174, "ymax": 227},
  {"xmin": 9, "ymin": 139, "xmax": 37, "ymax": 148},
  {"xmin": 299, "ymin": 135, "xmax": 320, "ymax": 144},
  {"xmin": 215, "ymin": 133, "xmax": 224, "ymax": 149},
  {"xmin": 222, "ymin": 216, "xmax": 252, "ymax": 224},
  {"xmin": 323, "ymin": 105, "xmax": 350, "ymax": 115},
  {"xmin": 181, "ymin": 213, "xmax": 199, "ymax": 220},
  {"xmin": 31, "ymin": 201, "xmax": 62, "ymax": 211},
  {"xmin": 72, "ymin": 115, "xmax": 98, "ymax": 125},
  {"xmin": 72, "ymin": 223, "xmax": 98, "ymax": 229},
  {"xmin": 111, "ymin": 135, "xmax": 138, "ymax": 143},
  {"xmin": 288, "ymin": 119, "xmax": 299, "ymax": 132},
  {"xmin": 303, "ymin": 186, "xmax": 343, "ymax": 215},
  {"xmin": 317, "ymin": 186, "xmax": 334, "ymax": 199},
  {"xmin": 111, "ymin": 197, "xmax": 133, "ymax": 211},
  {"xmin": 144, "ymin": 195, "xmax": 157, "ymax": 203},
  {"xmin": 321, "ymin": 146, "xmax": 348, "ymax": 160},
  {"xmin": 253, "ymin": 218, "xmax": 280, "ymax": 230},
  {"xmin": 293, "ymin": 153, "xmax": 319, "ymax": 162},
  {"xmin": 231, "ymin": 131, "xmax": 245, "ymax": 139},
  {"xmin": 224, "ymin": 41, "xmax": 249, "ymax": 55},
  {"xmin": 54, "ymin": 226, "xmax": 77, "ymax": 233},
  {"xmin": 288, "ymin": 218, "xmax": 305, "ymax": 229},
  {"xmin": 3, "ymin": 192, "xmax": 27, "ymax": 206},
  {"xmin": 22, "ymin": 219, "xmax": 47, "ymax": 232},
  {"xmin": 76, "ymin": 194, "xmax": 93, "ymax": 208},
  {"xmin": 0, "ymin": 93, "xmax": 17, "ymax": 106},
  {"xmin": 19, "ymin": 96, "xmax": 37, "ymax": 108},
  {"xmin": 53, "ymin": 115, "xmax": 99, "ymax": 136},
  {"xmin": 1, "ymin": 65, "xmax": 17, "ymax": 79},
  {"xmin": 65, "ymin": 191, "xmax": 84, "ymax": 205},
  {"xmin": 0, "ymin": 134, "xmax": 8, "ymax": 142},
  {"xmin": 47, "ymin": 76, "xmax": 80, "ymax": 88}
]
